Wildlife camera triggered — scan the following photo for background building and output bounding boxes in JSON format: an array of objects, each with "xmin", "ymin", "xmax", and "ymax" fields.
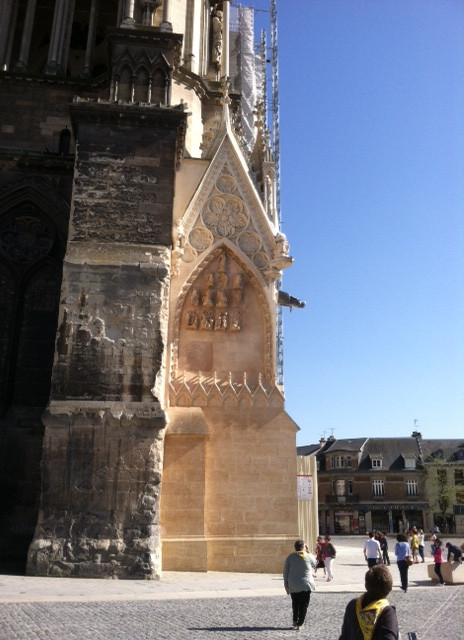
[
  {"xmin": 304, "ymin": 434, "xmax": 464, "ymax": 536},
  {"xmin": 0, "ymin": 0, "xmax": 301, "ymax": 578}
]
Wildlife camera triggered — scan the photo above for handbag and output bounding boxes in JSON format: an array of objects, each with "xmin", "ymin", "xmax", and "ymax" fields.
[{"xmin": 406, "ymin": 556, "xmax": 413, "ymax": 566}]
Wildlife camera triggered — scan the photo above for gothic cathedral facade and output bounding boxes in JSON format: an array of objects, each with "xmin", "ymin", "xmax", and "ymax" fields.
[{"xmin": 0, "ymin": 1, "xmax": 299, "ymax": 578}]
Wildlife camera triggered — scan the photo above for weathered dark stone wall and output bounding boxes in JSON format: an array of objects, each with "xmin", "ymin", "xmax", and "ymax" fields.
[
  {"xmin": 28, "ymin": 411, "xmax": 166, "ymax": 578},
  {"xmin": 26, "ymin": 102, "xmax": 187, "ymax": 579},
  {"xmin": 69, "ymin": 103, "xmax": 184, "ymax": 245},
  {"xmin": 52, "ymin": 261, "xmax": 168, "ymax": 403}
]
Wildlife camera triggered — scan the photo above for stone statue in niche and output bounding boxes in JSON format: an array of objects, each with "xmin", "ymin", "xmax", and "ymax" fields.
[
  {"xmin": 190, "ymin": 288, "xmax": 200, "ymax": 306},
  {"xmin": 218, "ymin": 251, "xmax": 227, "ymax": 273},
  {"xmin": 216, "ymin": 289, "xmax": 227, "ymax": 308},
  {"xmin": 231, "ymin": 288, "xmax": 242, "ymax": 306},
  {"xmin": 211, "ymin": 5, "xmax": 223, "ymax": 68},
  {"xmin": 186, "ymin": 310, "xmax": 199, "ymax": 329},
  {"xmin": 205, "ymin": 272, "xmax": 215, "ymax": 288},
  {"xmin": 233, "ymin": 273, "xmax": 243, "ymax": 288},
  {"xmin": 200, "ymin": 310, "xmax": 214, "ymax": 330},
  {"xmin": 202, "ymin": 288, "xmax": 215, "ymax": 307},
  {"xmin": 214, "ymin": 311, "xmax": 227, "ymax": 331},
  {"xmin": 229, "ymin": 310, "xmax": 241, "ymax": 332}
]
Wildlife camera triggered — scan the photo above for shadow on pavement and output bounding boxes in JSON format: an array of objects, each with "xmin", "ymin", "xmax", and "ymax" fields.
[{"xmin": 189, "ymin": 627, "xmax": 292, "ymax": 632}]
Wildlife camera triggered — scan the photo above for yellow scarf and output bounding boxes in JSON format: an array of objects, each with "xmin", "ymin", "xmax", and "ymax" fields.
[
  {"xmin": 294, "ymin": 551, "xmax": 306, "ymax": 559},
  {"xmin": 355, "ymin": 596, "xmax": 389, "ymax": 640}
]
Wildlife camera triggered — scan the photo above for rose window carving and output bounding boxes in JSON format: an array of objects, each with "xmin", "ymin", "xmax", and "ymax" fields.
[
  {"xmin": 189, "ymin": 227, "xmax": 213, "ymax": 253},
  {"xmin": 237, "ymin": 231, "xmax": 261, "ymax": 256},
  {"xmin": 202, "ymin": 195, "xmax": 248, "ymax": 238},
  {"xmin": 253, "ymin": 252, "xmax": 269, "ymax": 269},
  {"xmin": 216, "ymin": 174, "xmax": 237, "ymax": 194},
  {"xmin": 0, "ymin": 216, "xmax": 54, "ymax": 263}
]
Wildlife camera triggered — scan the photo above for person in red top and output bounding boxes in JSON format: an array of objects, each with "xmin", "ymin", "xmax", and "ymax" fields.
[{"xmin": 433, "ymin": 539, "xmax": 445, "ymax": 586}]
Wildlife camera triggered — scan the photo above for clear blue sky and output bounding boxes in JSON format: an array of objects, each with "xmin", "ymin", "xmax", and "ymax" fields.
[{"xmin": 248, "ymin": 0, "xmax": 464, "ymax": 443}]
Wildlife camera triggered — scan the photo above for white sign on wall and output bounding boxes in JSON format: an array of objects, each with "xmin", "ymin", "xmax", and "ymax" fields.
[{"xmin": 297, "ymin": 474, "xmax": 313, "ymax": 501}]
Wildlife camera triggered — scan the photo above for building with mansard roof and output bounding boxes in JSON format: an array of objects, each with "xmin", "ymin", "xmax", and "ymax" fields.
[
  {"xmin": 0, "ymin": 1, "xmax": 302, "ymax": 578},
  {"xmin": 300, "ymin": 434, "xmax": 464, "ymax": 536}
]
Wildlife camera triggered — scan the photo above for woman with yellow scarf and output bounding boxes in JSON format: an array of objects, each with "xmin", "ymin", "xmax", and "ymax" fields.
[{"xmin": 339, "ymin": 564, "xmax": 399, "ymax": 639}]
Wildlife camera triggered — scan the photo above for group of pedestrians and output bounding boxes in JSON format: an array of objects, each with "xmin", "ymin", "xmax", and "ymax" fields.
[
  {"xmin": 314, "ymin": 535, "xmax": 336, "ymax": 581},
  {"xmin": 283, "ymin": 532, "xmax": 463, "ymax": 636},
  {"xmin": 363, "ymin": 527, "xmax": 463, "ymax": 591},
  {"xmin": 283, "ymin": 537, "xmax": 399, "ymax": 637}
]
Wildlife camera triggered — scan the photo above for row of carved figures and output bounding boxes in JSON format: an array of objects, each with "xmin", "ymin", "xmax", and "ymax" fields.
[{"xmin": 185, "ymin": 308, "xmax": 240, "ymax": 331}]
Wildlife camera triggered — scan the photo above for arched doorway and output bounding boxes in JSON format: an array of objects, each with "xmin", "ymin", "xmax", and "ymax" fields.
[{"xmin": 0, "ymin": 193, "xmax": 67, "ymax": 573}]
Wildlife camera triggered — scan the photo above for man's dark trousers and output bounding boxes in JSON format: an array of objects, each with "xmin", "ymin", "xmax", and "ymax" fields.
[{"xmin": 291, "ymin": 590, "xmax": 311, "ymax": 627}]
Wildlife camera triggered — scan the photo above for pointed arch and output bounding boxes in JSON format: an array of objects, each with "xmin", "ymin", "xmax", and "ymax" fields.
[
  {"xmin": 171, "ymin": 243, "xmax": 274, "ymax": 388},
  {"xmin": 0, "ymin": 182, "xmax": 68, "ymax": 414}
]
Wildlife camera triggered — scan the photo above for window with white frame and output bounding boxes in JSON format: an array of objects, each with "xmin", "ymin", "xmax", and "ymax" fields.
[
  {"xmin": 372, "ymin": 458, "xmax": 382, "ymax": 469},
  {"xmin": 372, "ymin": 479, "xmax": 385, "ymax": 497},
  {"xmin": 347, "ymin": 480, "xmax": 353, "ymax": 495},
  {"xmin": 406, "ymin": 480, "xmax": 418, "ymax": 497}
]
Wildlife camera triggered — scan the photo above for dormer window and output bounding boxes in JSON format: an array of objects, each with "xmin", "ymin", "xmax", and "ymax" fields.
[
  {"xmin": 404, "ymin": 457, "xmax": 416, "ymax": 469},
  {"xmin": 371, "ymin": 457, "xmax": 382, "ymax": 469}
]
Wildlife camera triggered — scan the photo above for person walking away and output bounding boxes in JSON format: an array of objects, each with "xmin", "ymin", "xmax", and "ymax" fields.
[
  {"xmin": 338, "ymin": 564, "xmax": 399, "ymax": 640},
  {"xmin": 410, "ymin": 528, "xmax": 420, "ymax": 563},
  {"xmin": 417, "ymin": 529, "xmax": 425, "ymax": 563},
  {"xmin": 445, "ymin": 542, "xmax": 462, "ymax": 564},
  {"xmin": 380, "ymin": 532, "xmax": 390, "ymax": 565},
  {"xmin": 314, "ymin": 536, "xmax": 326, "ymax": 578},
  {"xmin": 323, "ymin": 535, "xmax": 336, "ymax": 582},
  {"xmin": 394, "ymin": 533, "xmax": 410, "ymax": 593},
  {"xmin": 433, "ymin": 539, "xmax": 445, "ymax": 585},
  {"xmin": 283, "ymin": 539, "xmax": 317, "ymax": 631},
  {"xmin": 364, "ymin": 531, "xmax": 382, "ymax": 568}
]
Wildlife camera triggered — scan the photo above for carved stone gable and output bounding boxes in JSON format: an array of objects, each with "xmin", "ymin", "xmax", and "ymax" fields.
[{"xmin": 176, "ymin": 135, "xmax": 289, "ymax": 281}]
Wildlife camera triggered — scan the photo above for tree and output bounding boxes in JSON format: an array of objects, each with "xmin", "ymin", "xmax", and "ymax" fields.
[{"xmin": 424, "ymin": 459, "xmax": 455, "ymax": 533}]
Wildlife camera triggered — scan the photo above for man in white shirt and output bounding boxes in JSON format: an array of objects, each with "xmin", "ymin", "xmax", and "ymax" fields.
[{"xmin": 364, "ymin": 531, "xmax": 382, "ymax": 568}]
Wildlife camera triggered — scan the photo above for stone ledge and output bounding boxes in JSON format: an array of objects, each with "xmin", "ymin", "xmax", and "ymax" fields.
[{"xmin": 427, "ymin": 561, "xmax": 464, "ymax": 584}]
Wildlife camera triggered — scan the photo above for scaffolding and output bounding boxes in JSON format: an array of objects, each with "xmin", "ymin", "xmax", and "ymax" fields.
[
  {"xmin": 270, "ymin": 0, "xmax": 284, "ymax": 386},
  {"xmin": 236, "ymin": 1, "xmax": 284, "ymax": 385}
]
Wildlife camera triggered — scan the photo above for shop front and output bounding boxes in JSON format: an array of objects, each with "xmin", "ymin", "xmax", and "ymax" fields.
[{"xmin": 359, "ymin": 504, "xmax": 427, "ymax": 533}]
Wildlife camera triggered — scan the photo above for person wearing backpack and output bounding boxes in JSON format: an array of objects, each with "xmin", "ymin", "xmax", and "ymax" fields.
[{"xmin": 339, "ymin": 564, "xmax": 400, "ymax": 639}]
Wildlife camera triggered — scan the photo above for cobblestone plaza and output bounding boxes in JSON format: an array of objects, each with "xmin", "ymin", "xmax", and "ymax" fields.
[{"xmin": 1, "ymin": 537, "xmax": 462, "ymax": 640}]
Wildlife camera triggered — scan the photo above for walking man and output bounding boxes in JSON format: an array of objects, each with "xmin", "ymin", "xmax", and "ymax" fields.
[
  {"xmin": 283, "ymin": 539, "xmax": 316, "ymax": 631},
  {"xmin": 364, "ymin": 531, "xmax": 382, "ymax": 568}
]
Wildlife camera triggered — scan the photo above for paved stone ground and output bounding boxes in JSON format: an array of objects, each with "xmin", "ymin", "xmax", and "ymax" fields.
[{"xmin": 1, "ymin": 536, "xmax": 462, "ymax": 640}]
